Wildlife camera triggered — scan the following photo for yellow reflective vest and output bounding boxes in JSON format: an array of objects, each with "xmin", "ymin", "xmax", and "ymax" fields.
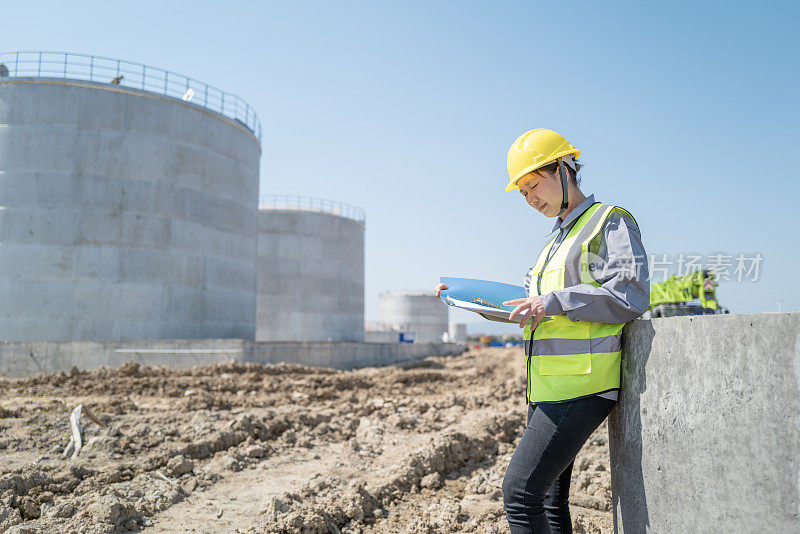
[{"xmin": 522, "ymin": 202, "xmax": 637, "ymax": 404}]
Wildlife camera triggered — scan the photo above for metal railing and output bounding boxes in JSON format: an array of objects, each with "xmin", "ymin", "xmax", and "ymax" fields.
[
  {"xmin": 0, "ymin": 51, "xmax": 261, "ymax": 141},
  {"xmin": 259, "ymin": 195, "xmax": 366, "ymax": 225}
]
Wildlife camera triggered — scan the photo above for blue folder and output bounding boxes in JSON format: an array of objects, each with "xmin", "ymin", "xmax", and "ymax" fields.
[{"xmin": 439, "ymin": 277, "xmax": 528, "ymax": 323}]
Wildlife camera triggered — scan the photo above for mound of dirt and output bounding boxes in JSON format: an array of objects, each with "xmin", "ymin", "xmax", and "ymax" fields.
[{"xmin": 1, "ymin": 348, "xmax": 613, "ymax": 533}]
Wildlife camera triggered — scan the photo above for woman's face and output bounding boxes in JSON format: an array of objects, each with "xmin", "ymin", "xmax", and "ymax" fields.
[{"xmin": 517, "ymin": 168, "xmax": 563, "ymax": 218}]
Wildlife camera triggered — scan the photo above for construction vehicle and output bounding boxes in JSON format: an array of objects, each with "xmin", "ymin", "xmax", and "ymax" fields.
[{"xmin": 643, "ymin": 269, "xmax": 729, "ymax": 319}]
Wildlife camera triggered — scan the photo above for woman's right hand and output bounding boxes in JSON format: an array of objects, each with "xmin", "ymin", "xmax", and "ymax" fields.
[{"xmin": 434, "ymin": 283, "xmax": 448, "ymax": 297}]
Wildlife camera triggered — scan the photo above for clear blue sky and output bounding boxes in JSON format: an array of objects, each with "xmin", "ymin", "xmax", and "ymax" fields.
[{"xmin": 5, "ymin": 1, "xmax": 799, "ymax": 332}]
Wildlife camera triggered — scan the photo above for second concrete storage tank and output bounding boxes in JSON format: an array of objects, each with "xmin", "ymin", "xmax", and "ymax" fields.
[
  {"xmin": 257, "ymin": 196, "xmax": 365, "ymax": 342},
  {"xmin": 379, "ymin": 291, "xmax": 449, "ymax": 343},
  {"xmin": 0, "ymin": 52, "xmax": 261, "ymax": 341}
]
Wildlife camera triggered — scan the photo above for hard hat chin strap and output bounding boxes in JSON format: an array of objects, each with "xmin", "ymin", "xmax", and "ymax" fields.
[{"xmin": 557, "ymin": 158, "xmax": 569, "ymax": 217}]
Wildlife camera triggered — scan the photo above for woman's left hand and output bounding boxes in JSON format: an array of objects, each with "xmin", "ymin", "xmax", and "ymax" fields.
[{"xmin": 503, "ymin": 296, "xmax": 547, "ymax": 329}]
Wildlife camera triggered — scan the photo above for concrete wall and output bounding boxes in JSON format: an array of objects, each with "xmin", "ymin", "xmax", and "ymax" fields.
[
  {"xmin": 0, "ymin": 79, "xmax": 260, "ymax": 341},
  {"xmin": 609, "ymin": 312, "xmax": 800, "ymax": 533},
  {"xmin": 257, "ymin": 210, "xmax": 364, "ymax": 342},
  {"xmin": 247, "ymin": 341, "xmax": 462, "ymax": 369},
  {"xmin": 0, "ymin": 339, "xmax": 466, "ymax": 377},
  {"xmin": 379, "ymin": 291, "xmax": 449, "ymax": 343}
]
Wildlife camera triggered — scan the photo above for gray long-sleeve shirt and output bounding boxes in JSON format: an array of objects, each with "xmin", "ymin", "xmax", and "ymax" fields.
[{"xmin": 524, "ymin": 194, "xmax": 650, "ymax": 401}]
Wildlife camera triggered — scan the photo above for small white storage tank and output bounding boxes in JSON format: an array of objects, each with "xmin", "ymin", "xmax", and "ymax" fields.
[
  {"xmin": 257, "ymin": 196, "xmax": 365, "ymax": 342},
  {"xmin": 379, "ymin": 291, "xmax": 449, "ymax": 343},
  {"xmin": 448, "ymin": 323, "xmax": 468, "ymax": 343},
  {"xmin": 0, "ymin": 52, "xmax": 261, "ymax": 341}
]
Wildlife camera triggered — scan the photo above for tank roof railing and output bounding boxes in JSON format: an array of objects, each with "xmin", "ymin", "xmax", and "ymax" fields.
[
  {"xmin": 259, "ymin": 195, "xmax": 366, "ymax": 225},
  {"xmin": 0, "ymin": 51, "xmax": 261, "ymax": 142}
]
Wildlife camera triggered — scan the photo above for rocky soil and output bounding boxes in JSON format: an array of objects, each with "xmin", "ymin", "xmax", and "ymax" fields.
[{"xmin": 0, "ymin": 348, "xmax": 613, "ymax": 533}]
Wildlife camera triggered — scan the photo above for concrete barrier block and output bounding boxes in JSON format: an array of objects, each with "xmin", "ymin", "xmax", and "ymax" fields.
[{"xmin": 609, "ymin": 312, "xmax": 800, "ymax": 533}]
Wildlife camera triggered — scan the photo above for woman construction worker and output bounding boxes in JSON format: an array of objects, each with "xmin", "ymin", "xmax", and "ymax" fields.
[{"xmin": 435, "ymin": 128, "xmax": 649, "ymax": 533}]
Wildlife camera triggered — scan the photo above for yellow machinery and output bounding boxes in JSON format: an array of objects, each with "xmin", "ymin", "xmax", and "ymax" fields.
[{"xmin": 646, "ymin": 270, "xmax": 729, "ymax": 318}]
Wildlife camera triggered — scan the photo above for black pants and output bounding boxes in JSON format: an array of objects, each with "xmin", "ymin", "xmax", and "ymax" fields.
[{"xmin": 502, "ymin": 395, "xmax": 617, "ymax": 533}]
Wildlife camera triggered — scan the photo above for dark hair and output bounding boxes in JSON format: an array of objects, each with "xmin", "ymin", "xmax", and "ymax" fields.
[{"xmin": 540, "ymin": 159, "xmax": 582, "ymax": 187}]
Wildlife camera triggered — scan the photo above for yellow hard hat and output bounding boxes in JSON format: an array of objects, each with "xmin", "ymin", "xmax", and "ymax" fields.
[{"xmin": 505, "ymin": 129, "xmax": 581, "ymax": 192}]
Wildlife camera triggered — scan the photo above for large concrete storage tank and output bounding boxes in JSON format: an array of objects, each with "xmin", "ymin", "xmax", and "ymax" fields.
[
  {"xmin": 379, "ymin": 291, "xmax": 449, "ymax": 343},
  {"xmin": 257, "ymin": 196, "xmax": 365, "ymax": 342},
  {"xmin": 0, "ymin": 52, "xmax": 261, "ymax": 341}
]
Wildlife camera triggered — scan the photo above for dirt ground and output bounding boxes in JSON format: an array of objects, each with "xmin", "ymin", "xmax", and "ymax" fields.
[{"xmin": 0, "ymin": 348, "xmax": 613, "ymax": 533}]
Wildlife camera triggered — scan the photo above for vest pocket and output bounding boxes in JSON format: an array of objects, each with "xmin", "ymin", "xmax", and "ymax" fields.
[{"xmin": 538, "ymin": 353, "xmax": 592, "ymax": 375}]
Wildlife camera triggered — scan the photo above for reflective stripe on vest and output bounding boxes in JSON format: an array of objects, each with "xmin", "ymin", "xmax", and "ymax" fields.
[{"xmin": 522, "ymin": 203, "xmax": 635, "ymax": 403}]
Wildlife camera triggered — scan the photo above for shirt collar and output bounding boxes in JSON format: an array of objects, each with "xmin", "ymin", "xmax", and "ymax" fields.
[{"xmin": 549, "ymin": 194, "xmax": 596, "ymax": 234}]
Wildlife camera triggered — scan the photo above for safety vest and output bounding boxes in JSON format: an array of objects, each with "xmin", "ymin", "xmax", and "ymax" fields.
[{"xmin": 522, "ymin": 202, "xmax": 637, "ymax": 404}]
